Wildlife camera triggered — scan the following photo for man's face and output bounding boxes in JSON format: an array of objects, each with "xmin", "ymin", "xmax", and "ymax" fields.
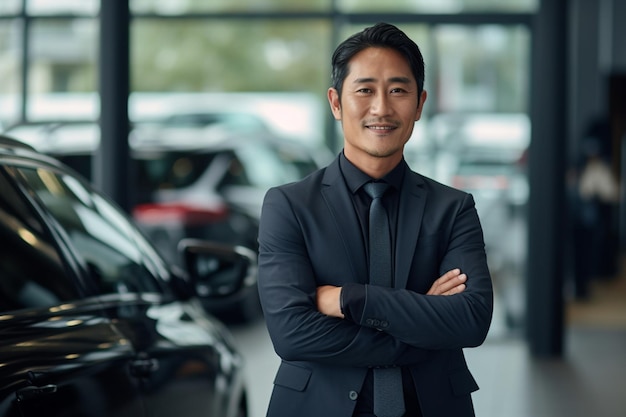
[{"xmin": 328, "ymin": 47, "xmax": 427, "ymax": 173}]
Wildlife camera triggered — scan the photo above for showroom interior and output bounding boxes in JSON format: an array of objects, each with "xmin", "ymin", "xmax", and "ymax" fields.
[{"xmin": 1, "ymin": 1, "xmax": 625, "ymax": 416}]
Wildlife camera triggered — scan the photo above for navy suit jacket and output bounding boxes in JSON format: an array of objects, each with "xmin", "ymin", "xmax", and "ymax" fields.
[{"xmin": 257, "ymin": 155, "xmax": 493, "ymax": 417}]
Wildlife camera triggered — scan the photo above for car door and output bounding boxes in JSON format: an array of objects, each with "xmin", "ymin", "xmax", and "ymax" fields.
[
  {"xmin": 0, "ymin": 165, "xmax": 144, "ymax": 417},
  {"xmin": 13, "ymin": 162, "xmax": 246, "ymax": 417}
]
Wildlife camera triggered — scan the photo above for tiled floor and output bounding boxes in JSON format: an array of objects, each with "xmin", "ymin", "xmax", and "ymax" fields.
[
  {"xmin": 467, "ymin": 261, "xmax": 626, "ymax": 417},
  {"xmin": 467, "ymin": 326, "xmax": 626, "ymax": 417}
]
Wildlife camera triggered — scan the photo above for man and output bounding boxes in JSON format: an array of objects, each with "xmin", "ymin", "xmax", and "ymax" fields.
[{"xmin": 257, "ymin": 22, "xmax": 493, "ymax": 417}]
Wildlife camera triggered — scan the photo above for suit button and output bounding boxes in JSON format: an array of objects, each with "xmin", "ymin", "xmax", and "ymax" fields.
[
  {"xmin": 365, "ymin": 319, "xmax": 374, "ymax": 326},
  {"xmin": 380, "ymin": 320, "xmax": 389, "ymax": 328},
  {"xmin": 349, "ymin": 391, "xmax": 358, "ymax": 401}
]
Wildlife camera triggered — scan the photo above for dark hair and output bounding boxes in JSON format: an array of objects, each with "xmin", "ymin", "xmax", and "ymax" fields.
[{"xmin": 331, "ymin": 22, "xmax": 425, "ymax": 100}]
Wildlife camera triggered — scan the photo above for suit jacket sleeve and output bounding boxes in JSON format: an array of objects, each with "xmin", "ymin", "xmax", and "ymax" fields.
[
  {"xmin": 359, "ymin": 191, "xmax": 493, "ymax": 351},
  {"xmin": 258, "ymin": 185, "xmax": 433, "ymax": 368}
]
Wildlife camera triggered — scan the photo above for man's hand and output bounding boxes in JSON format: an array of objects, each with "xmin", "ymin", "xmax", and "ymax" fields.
[
  {"xmin": 316, "ymin": 285, "xmax": 344, "ymax": 318},
  {"xmin": 427, "ymin": 268, "xmax": 467, "ymax": 295}
]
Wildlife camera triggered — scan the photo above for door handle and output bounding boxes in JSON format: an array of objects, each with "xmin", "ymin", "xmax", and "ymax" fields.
[{"xmin": 15, "ymin": 384, "xmax": 57, "ymax": 401}]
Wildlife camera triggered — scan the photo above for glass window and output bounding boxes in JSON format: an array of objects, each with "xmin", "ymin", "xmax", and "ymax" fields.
[
  {"xmin": 0, "ymin": 0, "xmax": 20, "ymax": 15},
  {"xmin": 0, "ymin": 169, "xmax": 78, "ymax": 312},
  {"xmin": 13, "ymin": 166, "xmax": 172, "ymax": 297},
  {"xmin": 26, "ymin": 0, "xmax": 99, "ymax": 16},
  {"xmin": 131, "ymin": 0, "xmax": 330, "ymax": 14},
  {"xmin": 27, "ymin": 18, "xmax": 98, "ymax": 120},
  {"xmin": 338, "ymin": 0, "xmax": 537, "ymax": 13},
  {"xmin": 0, "ymin": 20, "xmax": 22, "ymax": 129},
  {"xmin": 431, "ymin": 24, "xmax": 530, "ymax": 113},
  {"xmin": 425, "ymin": 27, "xmax": 531, "ymax": 334},
  {"xmin": 131, "ymin": 19, "xmax": 331, "ymax": 94},
  {"xmin": 340, "ymin": 23, "xmax": 529, "ymax": 116}
]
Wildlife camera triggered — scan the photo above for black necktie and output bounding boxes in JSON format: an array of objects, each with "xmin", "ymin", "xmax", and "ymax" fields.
[{"xmin": 364, "ymin": 182, "xmax": 405, "ymax": 417}]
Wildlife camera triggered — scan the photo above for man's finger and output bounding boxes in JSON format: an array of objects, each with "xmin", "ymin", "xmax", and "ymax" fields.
[
  {"xmin": 438, "ymin": 274, "xmax": 467, "ymax": 294},
  {"xmin": 429, "ymin": 269, "xmax": 460, "ymax": 290},
  {"xmin": 442, "ymin": 283, "xmax": 466, "ymax": 296},
  {"xmin": 428, "ymin": 272, "xmax": 467, "ymax": 295}
]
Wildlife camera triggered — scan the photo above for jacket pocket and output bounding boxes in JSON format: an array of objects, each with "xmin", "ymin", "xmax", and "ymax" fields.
[
  {"xmin": 449, "ymin": 367, "xmax": 479, "ymax": 396},
  {"xmin": 273, "ymin": 362, "xmax": 312, "ymax": 392}
]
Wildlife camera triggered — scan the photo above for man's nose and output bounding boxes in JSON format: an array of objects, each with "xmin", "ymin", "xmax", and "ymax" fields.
[{"xmin": 370, "ymin": 93, "xmax": 391, "ymax": 116}]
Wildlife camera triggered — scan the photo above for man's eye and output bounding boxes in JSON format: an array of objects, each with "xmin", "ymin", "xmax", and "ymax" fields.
[
  {"xmin": 391, "ymin": 88, "xmax": 406, "ymax": 93},
  {"xmin": 357, "ymin": 88, "xmax": 372, "ymax": 93}
]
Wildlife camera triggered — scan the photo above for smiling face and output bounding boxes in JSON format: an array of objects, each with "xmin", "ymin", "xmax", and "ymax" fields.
[{"xmin": 328, "ymin": 47, "xmax": 427, "ymax": 178}]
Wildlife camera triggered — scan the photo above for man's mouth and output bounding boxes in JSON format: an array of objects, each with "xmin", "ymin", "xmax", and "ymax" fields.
[{"xmin": 366, "ymin": 124, "xmax": 397, "ymax": 131}]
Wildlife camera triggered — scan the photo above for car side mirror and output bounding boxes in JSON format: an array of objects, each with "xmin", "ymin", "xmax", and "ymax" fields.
[{"xmin": 178, "ymin": 238, "xmax": 257, "ymax": 299}]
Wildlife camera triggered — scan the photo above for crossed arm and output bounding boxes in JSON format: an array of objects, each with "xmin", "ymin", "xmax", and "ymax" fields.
[
  {"xmin": 316, "ymin": 268, "xmax": 467, "ymax": 318},
  {"xmin": 259, "ymin": 186, "xmax": 492, "ymax": 365}
]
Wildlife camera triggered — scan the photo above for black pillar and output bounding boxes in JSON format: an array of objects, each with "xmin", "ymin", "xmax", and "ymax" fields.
[
  {"xmin": 97, "ymin": 0, "xmax": 131, "ymax": 212},
  {"xmin": 526, "ymin": 0, "xmax": 568, "ymax": 357},
  {"xmin": 19, "ymin": 2, "xmax": 29, "ymax": 123}
]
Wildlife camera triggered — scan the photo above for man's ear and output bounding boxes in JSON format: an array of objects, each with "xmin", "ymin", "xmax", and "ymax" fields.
[
  {"xmin": 327, "ymin": 88, "xmax": 342, "ymax": 120},
  {"xmin": 415, "ymin": 90, "xmax": 428, "ymax": 121}
]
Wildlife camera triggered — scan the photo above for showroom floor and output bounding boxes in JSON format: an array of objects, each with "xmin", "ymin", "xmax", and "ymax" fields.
[{"xmin": 467, "ymin": 258, "xmax": 626, "ymax": 417}]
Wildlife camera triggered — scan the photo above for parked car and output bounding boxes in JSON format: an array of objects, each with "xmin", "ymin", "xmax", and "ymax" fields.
[
  {"xmin": 432, "ymin": 113, "xmax": 530, "ymax": 330},
  {"xmin": 429, "ymin": 113, "xmax": 530, "ymax": 212},
  {"xmin": 3, "ymin": 120, "xmax": 333, "ymax": 321},
  {"xmin": 450, "ymin": 146, "xmax": 528, "ymax": 214},
  {"xmin": 0, "ymin": 135, "xmax": 250, "ymax": 417}
]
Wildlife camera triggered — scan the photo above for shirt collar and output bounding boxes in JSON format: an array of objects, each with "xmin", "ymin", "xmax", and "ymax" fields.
[{"xmin": 339, "ymin": 151, "xmax": 406, "ymax": 194}]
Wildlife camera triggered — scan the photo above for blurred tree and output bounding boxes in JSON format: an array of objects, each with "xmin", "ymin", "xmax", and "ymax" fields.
[{"xmin": 131, "ymin": 20, "xmax": 330, "ymax": 94}]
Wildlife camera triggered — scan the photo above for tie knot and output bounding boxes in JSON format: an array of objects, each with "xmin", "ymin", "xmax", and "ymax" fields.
[{"xmin": 364, "ymin": 181, "xmax": 389, "ymax": 200}]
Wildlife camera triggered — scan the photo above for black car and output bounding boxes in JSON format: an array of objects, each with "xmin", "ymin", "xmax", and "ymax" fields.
[
  {"xmin": 4, "ymin": 120, "xmax": 331, "ymax": 322},
  {"xmin": 0, "ymin": 135, "xmax": 250, "ymax": 417}
]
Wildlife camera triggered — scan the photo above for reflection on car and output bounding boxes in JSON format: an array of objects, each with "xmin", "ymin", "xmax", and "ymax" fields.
[{"xmin": 0, "ymin": 135, "xmax": 250, "ymax": 417}]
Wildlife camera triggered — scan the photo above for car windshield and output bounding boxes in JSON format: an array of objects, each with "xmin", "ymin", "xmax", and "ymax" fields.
[
  {"xmin": 11, "ymin": 165, "xmax": 171, "ymax": 296},
  {"xmin": 0, "ymin": 168, "xmax": 79, "ymax": 311},
  {"xmin": 136, "ymin": 151, "xmax": 218, "ymax": 192}
]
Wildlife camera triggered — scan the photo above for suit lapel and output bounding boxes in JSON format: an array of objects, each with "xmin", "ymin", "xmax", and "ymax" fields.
[
  {"xmin": 395, "ymin": 171, "xmax": 427, "ymax": 289},
  {"xmin": 321, "ymin": 158, "xmax": 369, "ymax": 284}
]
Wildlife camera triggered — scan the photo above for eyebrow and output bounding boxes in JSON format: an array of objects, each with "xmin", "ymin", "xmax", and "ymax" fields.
[{"xmin": 353, "ymin": 76, "xmax": 413, "ymax": 84}]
